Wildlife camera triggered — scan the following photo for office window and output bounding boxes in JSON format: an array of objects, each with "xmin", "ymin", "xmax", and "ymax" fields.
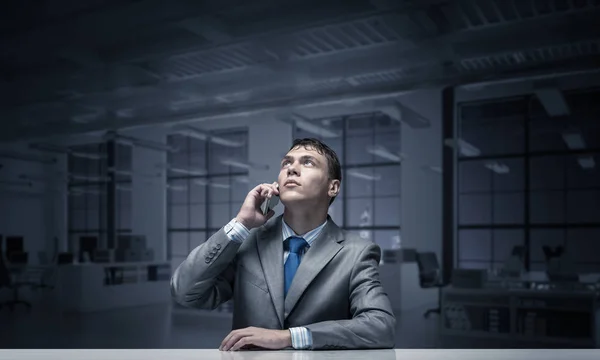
[
  {"xmin": 167, "ymin": 128, "xmax": 248, "ymax": 312},
  {"xmin": 293, "ymin": 112, "xmax": 402, "ymax": 250},
  {"xmin": 67, "ymin": 143, "xmax": 107, "ymax": 252},
  {"xmin": 456, "ymin": 89, "xmax": 600, "ymax": 272},
  {"xmin": 67, "ymin": 142, "xmax": 133, "ymax": 252},
  {"xmin": 115, "ymin": 143, "xmax": 132, "ymax": 232}
]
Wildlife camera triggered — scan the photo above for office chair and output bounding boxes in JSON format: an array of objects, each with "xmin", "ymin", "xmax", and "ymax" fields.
[
  {"xmin": 5, "ymin": 236, "xmax": 24, "ymax": 261},
  {"xmin": 416, "ymin": 251, "xmax": 447, "ymax": 319},
  {"xmin": 79, "ymin": 236, "xmax": 98, "ymax": 263},
  {"xmin": 0, "ymin": 239, "xmax": 9, "ymax": 311},
  {"xmin": 30, "ymin": 253, "xmax": 74, "ymax": 291},
  {"xmin": 543, "ymin": 245, "xmax": 564, "ymax": 263},
  {"xmin": 0, "ymin": 248, "xmax": 33, "ymax": 312}
]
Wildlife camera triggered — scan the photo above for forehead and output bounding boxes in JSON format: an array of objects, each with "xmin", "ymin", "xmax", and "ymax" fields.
[{"xmin": 285, "ymin": 145, "xmax": 325, "ymax": 160}]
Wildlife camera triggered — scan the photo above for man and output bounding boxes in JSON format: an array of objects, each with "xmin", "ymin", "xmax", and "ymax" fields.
[{"xmin": 171, "ymin": 138, "xmax": 396, "ymax": 351}]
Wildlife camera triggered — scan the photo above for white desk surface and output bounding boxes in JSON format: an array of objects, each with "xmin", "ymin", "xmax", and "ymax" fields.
[{"xmin": 0, "ymin": 349, "xmax": 598, "ymax": 360}]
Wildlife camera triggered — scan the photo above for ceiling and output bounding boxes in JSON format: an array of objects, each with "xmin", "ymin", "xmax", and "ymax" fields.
[{"xmin": 1, "ymin": 0, "xmax": 599, "ymax": 141}]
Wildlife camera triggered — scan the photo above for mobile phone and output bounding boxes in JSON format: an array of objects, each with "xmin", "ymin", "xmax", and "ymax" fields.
[{"xmin": 260, "ymin": 185, "xmax": 280, "ymax": 216}]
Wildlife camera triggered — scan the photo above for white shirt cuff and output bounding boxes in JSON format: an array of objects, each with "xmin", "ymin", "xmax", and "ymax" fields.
[
  {"xmin": 223, "ymin": 218, "xmax": 250, "ymax": 243},
  {"xmin": 289, "ymin": 327, "xmax": 312, "ymax": 349}
]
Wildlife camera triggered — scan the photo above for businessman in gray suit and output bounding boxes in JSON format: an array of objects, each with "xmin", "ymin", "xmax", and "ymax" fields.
[{"xmin": 171, "ymin": 138, "xmax": 396, "ymax": 351}]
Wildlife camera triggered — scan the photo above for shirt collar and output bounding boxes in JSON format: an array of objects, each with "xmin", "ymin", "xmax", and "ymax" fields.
[{"xmin": 282, "ymin": 217, "xmax": 328, "ymax": 247}]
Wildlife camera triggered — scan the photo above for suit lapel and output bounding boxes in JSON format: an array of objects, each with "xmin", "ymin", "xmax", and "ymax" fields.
[
  {"xmin": 284, "ymin": 219, "xmax": 345, "ymax": 318},
  {"xmin": 256, "ymin": 217, "xmax": 285, "ymax": 328}
]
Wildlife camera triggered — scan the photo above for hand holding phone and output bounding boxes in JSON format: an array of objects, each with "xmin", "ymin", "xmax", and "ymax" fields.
[
  {"xmin": 260, "ymin": 187, "xmax": 280, "ymax": 216},
  {"xmin": 235, "ymin": 182, "xmax": 279, "ymax": 230}
]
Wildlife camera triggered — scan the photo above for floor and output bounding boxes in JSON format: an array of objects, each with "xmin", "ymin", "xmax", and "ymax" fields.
[{"xmin": 0, "ymin": 302, "xmax": 441, "ymax": 349}]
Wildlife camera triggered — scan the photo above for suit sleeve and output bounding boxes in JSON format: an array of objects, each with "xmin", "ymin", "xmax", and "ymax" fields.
[
  {"xmin": 304, "ymin": 243, "xmax": 396, "ymax": 349},
  {"xmin": 170, "ymin": 225, "xmax": 243, "ymax": 310}
]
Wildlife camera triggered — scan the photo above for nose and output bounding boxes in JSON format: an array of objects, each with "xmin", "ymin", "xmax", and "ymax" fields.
[{"xmin": 286, "ymin": 160, "xmax": 299, "ymax": 176}]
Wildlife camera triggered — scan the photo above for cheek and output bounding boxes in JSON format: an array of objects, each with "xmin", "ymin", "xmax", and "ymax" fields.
[{"xmin": 309, "ymin": 176, "xmax": 330, "ymax": 193}]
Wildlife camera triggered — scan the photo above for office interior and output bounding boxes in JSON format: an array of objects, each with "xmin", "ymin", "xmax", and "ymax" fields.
[{"xmin": 1, "ymin": 0, "xmax": 599, "ymax": 349}]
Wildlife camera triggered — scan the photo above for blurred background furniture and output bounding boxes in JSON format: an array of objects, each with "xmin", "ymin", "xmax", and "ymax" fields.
[
  {"xmin": 0, "ymin": 236, "xmax": 69, "ymax": 312},
  {"xmin": 416, "ymin": 251, "xmax": 448, "ymax": 318},
  {"xmin": 0, "ymin": 236, "xmax": 33, "ymax": 312}
]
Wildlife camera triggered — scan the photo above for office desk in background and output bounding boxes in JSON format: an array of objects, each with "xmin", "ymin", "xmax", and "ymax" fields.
[
  {"xmin": 0, "ymin": 349, "xmax": 598, "ymax": 360},
  {"xmin": 441, "ymin": 271, "xmax": 600, "ymax": 348},
  {"xmin": 55, "ymin": 261, "xmax": 171, "ymax": 312}
]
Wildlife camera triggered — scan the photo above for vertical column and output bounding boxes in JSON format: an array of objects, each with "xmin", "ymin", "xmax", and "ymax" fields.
[
  {"xmin": 399, "ymin": 90, "xmax": 443, "ymax": 253},
  {"xmin": 442, "ymin": 86, "xmax": 455, "ymax": 284},
  {"xmin": 44, "ymin": 153, "xmax": 68, "ymax": 253},
  {"xmin": 106, "ymin": 140, "xmax": 117, "ymax": 250},
  {"xmin": 131, "ymin": 129, "xmax": 167, "ymax": 261},
  {"xmin": 248, "ymin": 117, "xmax": 293, "ymax": 217}
]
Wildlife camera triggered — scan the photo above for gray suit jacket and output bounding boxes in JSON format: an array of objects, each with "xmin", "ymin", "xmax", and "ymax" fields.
[{"xmin": 170, "ymin": 215, "xmax": 396, "ymax": 350}]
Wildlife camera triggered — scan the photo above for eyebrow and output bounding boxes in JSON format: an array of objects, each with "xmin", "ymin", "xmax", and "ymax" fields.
[{"xmin": 281, "ymin": 155, "xmax": 320, "ymax": 164}]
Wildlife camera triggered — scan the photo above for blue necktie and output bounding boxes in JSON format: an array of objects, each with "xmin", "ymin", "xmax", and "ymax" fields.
[{"xmin": 284, "ymin": 236, "xmax": 308, "ymax": 297}]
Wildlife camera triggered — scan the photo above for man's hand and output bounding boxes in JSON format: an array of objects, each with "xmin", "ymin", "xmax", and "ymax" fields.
[
  {"xmin": 235, "ymin": 182, "xmax": 279, "ymax": 230},
  {"xmin": 219, "ymin": 326, "xmax": 292, "ymax": 351}
]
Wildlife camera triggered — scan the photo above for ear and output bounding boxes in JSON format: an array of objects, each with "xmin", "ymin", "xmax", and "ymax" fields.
[{"xmin": 328, "ymin": 179, "xmax": 340, "ymax": 198}]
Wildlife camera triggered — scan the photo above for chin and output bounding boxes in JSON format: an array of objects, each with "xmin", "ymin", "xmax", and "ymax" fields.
[
  {"xmin": 280, "ymin": 193, "xmax": 305, "ymax": 204},
  {"xmin": 281, "ymin": 194, "xmax": 324, "ymax": 210},
  {"xmin": 281, "ymin": 192, "xmax": 316, "ymax": 204}
]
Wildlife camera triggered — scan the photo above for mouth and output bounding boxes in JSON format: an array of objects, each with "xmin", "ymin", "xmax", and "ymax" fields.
[{"xmin": 284, "ymin": 180, "xmax": 300, "ymax": 187}]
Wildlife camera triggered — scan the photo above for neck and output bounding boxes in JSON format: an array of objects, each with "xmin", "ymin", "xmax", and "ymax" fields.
[{"xmin": 282, "ymin": 204, "xmax": 328, "ymax": 235}]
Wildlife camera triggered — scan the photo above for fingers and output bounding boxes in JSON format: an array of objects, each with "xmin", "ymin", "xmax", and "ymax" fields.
[
  {"xmin": 220, "ymin": 328, "xmax": 252, "ymax": 351},
  {"xmin": 230, "ymin": 336, "xmax": 255, "ymax": 351},
  {"xmin": 257, "ymin": 182, "xmax": 279, "ymax": 199},
  {"xmin": 219, "ymin": 332, "xmax": 231, "ymax": 351},
  {"xmin": 219, "ymin": 329, "xmax": 238, "ymax": 350},
  {"xmin": 264, "ymin": 183, "xmax": 280, "ymax": 197}
]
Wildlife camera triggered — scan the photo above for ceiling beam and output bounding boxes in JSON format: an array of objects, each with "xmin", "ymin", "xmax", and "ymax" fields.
[
  {"xmin": 24, "ymin": 7, "xmax": 600, "ymax": 110},
  {"xmin": 4, "ymin": 55, "xmax": 599, "ymax": 142}
]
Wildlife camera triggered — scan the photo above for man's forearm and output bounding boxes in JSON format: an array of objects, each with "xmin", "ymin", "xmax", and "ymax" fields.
[
  {"xmin": 303, "ymin": 310, "xmax": 396, "ymax": 350},
  {"xmin": 170, "ymin": 227, "xmax": 240, "ymax": 308}
]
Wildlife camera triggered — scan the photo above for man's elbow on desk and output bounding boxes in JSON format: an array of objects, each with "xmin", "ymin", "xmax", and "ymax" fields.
[
  {"xmin": 366, "ymin": 311, "xmax": 397, "ymax": 349},
  {"xmin": 305, "ymin": 311, "xmax": 397, "ymax": 350}
]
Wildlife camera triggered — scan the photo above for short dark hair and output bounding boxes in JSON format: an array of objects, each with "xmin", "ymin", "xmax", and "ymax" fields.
[{"xmin": 288, "ymin": 138, "xmax": 342, "ymax": 205}]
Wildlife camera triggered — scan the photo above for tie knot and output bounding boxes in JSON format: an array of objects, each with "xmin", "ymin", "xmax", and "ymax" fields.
[{"xmin": 288, "ymin": 236, "xmax": 308, "ymax": 254}]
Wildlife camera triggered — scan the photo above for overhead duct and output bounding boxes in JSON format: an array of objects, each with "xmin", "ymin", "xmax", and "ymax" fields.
[
  {"xmin": 287, "ymin": 113, "xmax": 340, "ymax": 138},
  {"xmin": 171, "ymin": 125, "xmax": 246, "ymax": 147},
  {"xmin": 29, "ymin": 142, "xmax": 105, "ymax": 160},
  {"xmin": 0, "ymin": 179, "xmax": 33, "ymax": 188},
  {"xmin": 220, "ymin": 158, "xmax": 269, "ymax": 170},
  {"xmin": 484, "ymin": 161, "xmax": 510, "ymax": 174},
  {"xmin": 107, "ymin": 167, "xmax": 160, "ymax": 178},
  {"xmin": 562, "ymin": 132, "xmax": 586, "ymax": 150},
  {"xmin": 69, "ymin": 174, "xmax": 110, "ymax": 182},
  {"xmin": 19, "ymin": 173, "xmax": 68, "ymax": 183},
  {"xmin": 347, "ymin": 169, "xmax": 381, "ymax": 181},
  {"xmin": 577, "ymin": 156, "xmax": 595, "ymax": 169},
  {"xmin": 381, "ymin": 102, "xmax": 431, "ymax": 129},
  {"xmin": 422, "ymin": 165, "xmax": 442, "ymax": 174},
  {"xmin": 534, "ymin": 88, "xmax": 570, "ymax": 117},
  {"xmin": 105, "ymin": 132, "xmax": 179, "ymax": 153},
  {"xmin": 0, "ymin": 150, "xmax": 56, "ymax": 164},
  {"xmin": 444, "ymin": 138, "xmax": 481, "ymax": 157},
  {"xmin": 168, "ymin": 167, "xmax": 207, "ymax": 176},
  {"xmin": 366, "ymin": 145, "xmax": 406, "ymax": 162}
]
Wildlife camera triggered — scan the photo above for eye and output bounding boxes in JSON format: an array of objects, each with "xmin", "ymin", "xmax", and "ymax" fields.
[
  {"xmin": 282, "ymin": 160, "xmax": 291, "ymax": 167},
  {"xmin": 304, "ymin": 159, "xmax": 314, "ymax": 166}
]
